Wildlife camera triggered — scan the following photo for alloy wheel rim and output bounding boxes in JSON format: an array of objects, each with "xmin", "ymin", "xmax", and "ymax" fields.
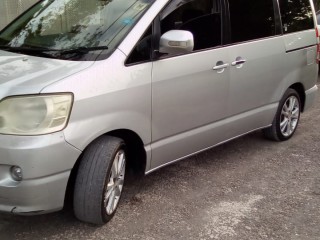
[
  {"xmin": 280, "ymin": 96, "xmax": 300, "ymax": 137},
  {"xmin": 104, "ymin": 149, "xmax": 126, "ymax": 215}
]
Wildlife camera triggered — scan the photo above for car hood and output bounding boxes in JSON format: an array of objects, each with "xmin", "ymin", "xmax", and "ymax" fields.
[{"xmin": 0, "ymin": 50, "xmax": 93, "ymax": 99}]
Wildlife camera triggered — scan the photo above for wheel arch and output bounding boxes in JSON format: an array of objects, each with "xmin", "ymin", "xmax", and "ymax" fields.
[
  {"xmin": 64, "ymin": 129, "xmax": 147, "ymax": 208},
  {"xmin": 289, "ymin": 82, "xmax": 306, "ymax": 112},
  {"xmin": 107, "ymin": 129, "xmax": 147, "ymax": 175}
]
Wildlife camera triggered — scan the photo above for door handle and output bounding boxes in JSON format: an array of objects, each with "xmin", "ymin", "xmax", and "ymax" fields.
[
  {"xmin": 213, "ymin": 63, "xmax": 229, "ymax": 70},
  {"xmin": 231, "ymin": 57, "xmax": 246, "ymax": 66},
  {"xmin": 213, "ymin": 61, "xmax": 229, "ymax": 73}
]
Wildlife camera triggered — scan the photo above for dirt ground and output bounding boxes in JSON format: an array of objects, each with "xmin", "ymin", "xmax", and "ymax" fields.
[{"xmin": 0, "ymin": 85, "xmax": 320, "ymax": 240}]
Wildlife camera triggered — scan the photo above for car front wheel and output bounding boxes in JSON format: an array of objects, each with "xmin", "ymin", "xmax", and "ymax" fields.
[{"xmin": 73, "ymin": 136, "xmax": 126, "ymax": 225}]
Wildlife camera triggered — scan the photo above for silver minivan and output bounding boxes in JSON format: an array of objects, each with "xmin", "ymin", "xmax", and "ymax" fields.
[{"xmin": 0, "ymin": 0, "xmax": 318, "ymax": 225}]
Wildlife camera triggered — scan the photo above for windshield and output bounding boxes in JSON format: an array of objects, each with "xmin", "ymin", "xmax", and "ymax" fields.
[{"xmin": 0, "ymin": 0, "xmax": 155, "ymax": 60}]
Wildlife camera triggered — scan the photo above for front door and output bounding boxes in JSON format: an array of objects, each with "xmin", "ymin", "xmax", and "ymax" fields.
[{"xmin": 151, "ymin": 0, "xmax": 229, "ymax": 169}]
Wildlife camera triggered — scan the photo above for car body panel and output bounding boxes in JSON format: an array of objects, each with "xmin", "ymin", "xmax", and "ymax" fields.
[
  {"xmin": 227, "ymin": 36, "xmax": 286, "ymax": 117},
  {"xmin": 149, "ymin": 102, "xmax": 277, "ymax": 172},
  {"xmin": 283, "ymin": 30, "xmax": 317, "ymax": 52},
  {"xmin": 151, "ymin": 48, "xmax": 229, "ymax": 168},
  {"xmin": 0, "ymin": 50, "xmax": 93, "ymax": 97},
  {"xmin": 0, "ymin": 132, "xmax": 81, "ymax": 214},
  {"xmin": 41, "ymin": 49, "xmax": 153, "ymax": 151},
  {"xmin": 0, "ymin": 170, "xmax": 70, "ymax": 214},
  {"xmin": 0, "ymin": 0, "xmax": 318, "ymax": 215}
]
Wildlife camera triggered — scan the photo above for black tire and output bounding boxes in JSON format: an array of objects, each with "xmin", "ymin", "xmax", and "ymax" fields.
[
  {"xmin": 263, "ymin": 88, "xmax": 301, "ymax": 141},
  {"xmin": 73, "ymin": 136, "xmax": 126, "ymax": 225}
]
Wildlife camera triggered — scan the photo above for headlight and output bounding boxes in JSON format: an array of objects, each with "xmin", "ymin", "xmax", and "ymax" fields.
[{"xmin": 0, "ymin": 94, "xmax": 73, "ymax": 135}]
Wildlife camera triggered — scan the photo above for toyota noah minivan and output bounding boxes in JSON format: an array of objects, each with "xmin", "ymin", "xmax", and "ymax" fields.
[{"xmin": 0, "ymin": 0, "xmax": 318, "ymax": 225}]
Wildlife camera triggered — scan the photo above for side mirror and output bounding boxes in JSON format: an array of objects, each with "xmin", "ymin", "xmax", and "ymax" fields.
[{"xmin": 159, "ymin": 30, "xmax": 194, "ymax": 55}]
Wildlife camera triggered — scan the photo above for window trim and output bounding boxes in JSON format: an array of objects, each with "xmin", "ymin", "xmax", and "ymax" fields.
[
  {"xmin": 124, "ymin": 5, "xmax": 164, "ymax": 66},
  {"xmin": 155, "ymin": 0, "xmax": 227, "ymax": 60},
  {"xmin": 124, "ymin": 0, "xmax": 285, "ymax": 65},
  {"xmin": 125, "ymin": 0, "xmax": 228, "ymax": 64},
  {"xmin": 215, "ymin": 34, "xmax": 284, "ymax": 49},
  {"xmin": 225, "ymin": 0, "xmax": 279, "ymax": 45},
  {"xmin": 124, "ymin": 23, "xmax": 154, "ymax": 66},
  {"xmin": 273, "ymin": 0, "xmax": 283, "ymax": 35},
  {"xmin": 278, "ymin": 0, "xmax": 315, "ymax": 35}
]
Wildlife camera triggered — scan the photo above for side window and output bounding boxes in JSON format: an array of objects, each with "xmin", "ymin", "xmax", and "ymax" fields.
[
  {"xmin": 160, "ymin": 0, "xmax": 222, "ymax": 51},
  {"xmin": 126, "ymin": 25, "xmax": 152, "ymax": 65},
  {"xmin": 279, "ymin": 0, "xmax": 314, "ymax": 34},
  {"xmin": 228, "ymin": 0, "xmax": 276, "ymax": 43}
]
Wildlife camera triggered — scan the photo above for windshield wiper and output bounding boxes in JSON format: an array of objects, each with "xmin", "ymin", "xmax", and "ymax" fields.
[
  {"xmin": 56, "ymin": 46, "xmax": 109, "ymax": 54},
  {"xmin": 0, "ymin": 45, "xmax": 108, "ymax": 59},
  {"xmin": 0, "ymin": 45, "xmax": 51, "ymax": 52},
  {"xmin": 0, "ymin": 45, "xmax": 108, "ymax": 54},
  {"xmin": 0, "ymin": 45, "xmax": 61, "ymax": 58}
]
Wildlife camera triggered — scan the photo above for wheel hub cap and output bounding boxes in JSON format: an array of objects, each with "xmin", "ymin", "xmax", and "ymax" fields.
[
  {"xmin": 280, "ymin": 96, "xmax": 300, "ymax": 137},
  {"xmin": 104, "ymin": 150, "xmax": 126, "ymax": 215}
]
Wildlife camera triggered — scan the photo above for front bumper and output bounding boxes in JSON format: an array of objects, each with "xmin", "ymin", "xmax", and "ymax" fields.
[
  {"xmin": 0, "ymin": 132, "xmax": 81, "ymax": 214},
  {"xmin": 304, "ymin": 84, "xmax": 318, "ymax": 111}
]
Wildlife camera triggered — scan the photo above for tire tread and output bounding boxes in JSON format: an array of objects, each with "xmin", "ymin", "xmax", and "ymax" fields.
[{"xmin": 73, "ymin": 136, "xmax": 123, "ymax": 225}]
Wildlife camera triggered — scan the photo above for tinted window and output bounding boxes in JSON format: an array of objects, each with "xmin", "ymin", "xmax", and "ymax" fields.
[
  {"xmin": 161, "ymin": 0, "xmax": 221, "ymax": 52},
  {"xmin": 279, "ymin": 0, "xmax": 314, "ymax": 33},
  {"xmin": 229, "ymin": 0, "xmax": 276, "ymax": 43},
  {"xmin": 126, "ymin": 26, "xmax": 152, "ymax": 65}
]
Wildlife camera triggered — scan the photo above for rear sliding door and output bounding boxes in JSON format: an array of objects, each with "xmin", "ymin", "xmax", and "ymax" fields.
[{"xmin": 225, "ymin": 0, "xmax": 287, "ymax": 137}]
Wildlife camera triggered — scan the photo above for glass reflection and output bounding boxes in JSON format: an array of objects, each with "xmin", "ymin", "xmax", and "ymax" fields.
[
  {"xmin": 0, "ymin": 0, "xmax": 154, "ymax": 59},
  {"xmin": 279, "ymin": 0, "xmax": 314, "ymax": 33}
]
